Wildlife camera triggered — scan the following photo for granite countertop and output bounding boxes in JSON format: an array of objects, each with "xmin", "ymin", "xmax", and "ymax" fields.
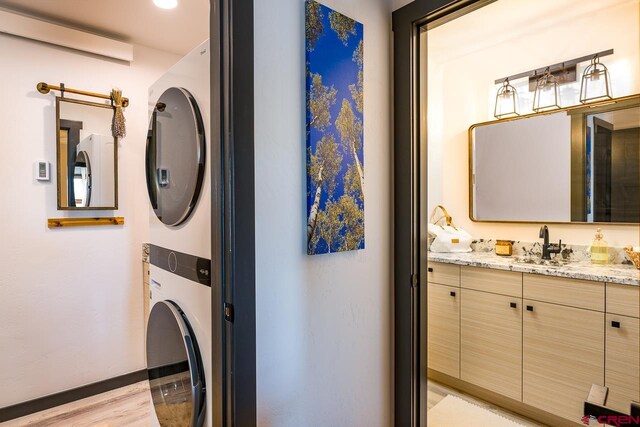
[{"xmin": 428, "ymin": 251, "xmax": 640, "ymax": 286}]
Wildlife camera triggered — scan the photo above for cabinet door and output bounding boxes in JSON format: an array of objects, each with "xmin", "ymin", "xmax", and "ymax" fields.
[
  {"xmin": 461, "ymin": 289, "xmax": 522, "ymax": 400},
  {"xmin": 428, "ymin": 282, "xmax": 460, "ymax": 378},
  {"xmin": 461, "ymin": 267, "xmax": 522, "ymax": 297},
  {"xmin": 523, "ymin": 301, "xmax": 604, "ymax": 422},
  {"xmin": 606, "ymin": 283, "xmax": 640, "ymax": 318},
  {"xmin": 606, "ymin": 314, "xmax": 640, "ymax": 413},
  {"xmin": 427, "ymin": 262, "xmax": 460, "ymax": 287}
]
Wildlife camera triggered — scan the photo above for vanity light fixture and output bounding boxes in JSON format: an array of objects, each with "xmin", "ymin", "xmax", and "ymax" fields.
[
  {"xmin": 494, "ymin": 78, "xmax": 520, "ymax": 119},
  {"xmin": 496, "ymin": 50, "xmax": 614, "ymax": 113},
  {"xmin": 532, "ymin": 68, "xmax": 561, "ymax": 113},
  {"xmin": 153, "ymin": 0, "xmax": 178, "ymax": 9},
  {"xmin": 580, "ymin": 54, "xmax": 613, "ymax": 104}
]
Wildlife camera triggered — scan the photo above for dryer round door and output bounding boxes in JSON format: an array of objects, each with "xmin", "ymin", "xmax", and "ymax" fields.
[
  {"xmin": 146, "ymin": 301, "xmax": 206, "ymax": 427},
  {"xmin": 146, "ymin": 87, "xmax": 206, "ymax": 226}
]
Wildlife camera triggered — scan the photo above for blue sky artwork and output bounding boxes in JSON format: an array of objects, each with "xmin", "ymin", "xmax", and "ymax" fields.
[{"xmin": 306, "ymin": 0, "xmax": 364, "ymax": 255}]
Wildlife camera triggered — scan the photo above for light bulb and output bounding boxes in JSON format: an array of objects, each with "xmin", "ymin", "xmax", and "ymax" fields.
[{"xmin": 154, "ymin": 0, "xmax": 178, "ymax": 9}]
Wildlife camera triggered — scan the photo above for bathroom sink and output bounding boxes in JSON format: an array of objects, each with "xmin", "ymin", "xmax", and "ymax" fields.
[{"xmin": 513, "ymin": 256, "xmax": 570, "ymax": 268}]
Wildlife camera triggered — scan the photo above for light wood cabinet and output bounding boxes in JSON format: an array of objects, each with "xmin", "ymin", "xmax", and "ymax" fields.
[
  {"xmin": 427, "ymin": 260, "xmax": 638, "ymax": 422},
  {"xmin": 428, "ymin": 282, "xmax": 460, "ymax": 378},
  {"xmin": 523, "ymin": 300, "xmax": 604, "ymax": 422},
  {"xmin": 427, "ymin": 262, "xmax": 460, "ymax": 287},
  {"xmin": 523, "ymin": 273, "xmax": 604, "ymax": 311},
  {"xmin": 606, "ymin": 283, "xmax": 640, "ymax": 318},
  {"xmin": 605, "ymin": 314, "xmax": 640, "ymax": 413},
  {"xmin": 461, "ymin": 289, "xmax": 522, "ymax": 400},
  {"xmin": 461, "ymin": 266, "xmax": 522, "ymax": 297}
]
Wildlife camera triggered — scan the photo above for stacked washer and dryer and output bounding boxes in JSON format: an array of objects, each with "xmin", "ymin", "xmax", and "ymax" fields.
[{"xmin": 145, "ymin": 40, "xmax": 214, "ymax": 427}]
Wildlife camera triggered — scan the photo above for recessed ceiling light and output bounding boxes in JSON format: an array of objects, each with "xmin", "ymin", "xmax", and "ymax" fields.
[{"xmin": 154, "ymin": 0, "xmax": 177, "ymax": 9}]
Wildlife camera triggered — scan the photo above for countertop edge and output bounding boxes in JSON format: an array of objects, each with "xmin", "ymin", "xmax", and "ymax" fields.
[{"xmin": 428, "ymin": 253, "xmax": 640, "ymax": 286}]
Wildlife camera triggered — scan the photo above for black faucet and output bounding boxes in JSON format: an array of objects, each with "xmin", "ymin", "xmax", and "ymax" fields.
[{"xmin": 539, "ymin": 225, "xmax": 562, "ymax": 260}]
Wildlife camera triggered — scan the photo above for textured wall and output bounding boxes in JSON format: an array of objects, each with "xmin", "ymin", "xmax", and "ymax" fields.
[
  {"xmin": 0, "ymin": 34, "xmax": 178, "ymax": 407},
  {"xmin": 254, "ymin": 0, "xmax": 393, "ymax": 425}
]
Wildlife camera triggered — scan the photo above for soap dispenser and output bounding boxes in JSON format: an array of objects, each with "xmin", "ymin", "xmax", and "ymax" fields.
[{"xmin": 590, "ymin": 228, "xmax": 609, "ymax": 264}]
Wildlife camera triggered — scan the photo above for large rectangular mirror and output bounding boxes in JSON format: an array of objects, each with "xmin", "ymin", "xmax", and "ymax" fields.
[
  {"xmin": 56, "ymin": 97, "xmax": 118, "ymax": 210},
  {"xmin": 470, "ymin": 95, "xmax": 640, "ymax": 224}
]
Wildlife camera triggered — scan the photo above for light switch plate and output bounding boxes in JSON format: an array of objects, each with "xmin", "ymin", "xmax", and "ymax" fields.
[{"xmin": 586, "ymin": 384, "xmax": 608, "ymax": 406}]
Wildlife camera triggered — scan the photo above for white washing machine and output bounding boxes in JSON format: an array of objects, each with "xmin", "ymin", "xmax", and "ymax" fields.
[{"xmin": 145, "ymin": 40, "xmax": 214, "ymax": 427}]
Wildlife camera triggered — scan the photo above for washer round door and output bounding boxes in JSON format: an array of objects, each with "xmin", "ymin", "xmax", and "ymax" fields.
[
  {"xmin": 146, "ymin": 87, "xmax": 206, "ymax": 226},
  {"xmin": 146, "ymin": 301, "xmax": 205, "ymax": 427}
]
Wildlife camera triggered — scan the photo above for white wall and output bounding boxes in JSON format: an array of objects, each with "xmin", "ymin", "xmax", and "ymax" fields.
[
  {"xmin": 392, "ymin": 0, "xmax": 413, "ymax": 11},
  {"xmin": 255, "ymin": 0, "xmax": 392, "ymax": 425},
  {"xmin": 0, "ymin": 34, "xmax": 178, "ymax": 407},
  {"xmin": 427, "ymin": 0, "xmax": 640, "ymax": 247}
]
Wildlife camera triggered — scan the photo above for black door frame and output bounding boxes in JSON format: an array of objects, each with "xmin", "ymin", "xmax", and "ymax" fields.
[
  {"xmin": 212, "ymin": 0, "xmax": 256, "ymax": 425},
  {"xmin": 392, "ymin": 1, "xmax": 491, "ymax": 425}
]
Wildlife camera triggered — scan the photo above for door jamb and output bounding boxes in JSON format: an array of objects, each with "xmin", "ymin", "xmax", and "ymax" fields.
[{"xmin": 392, "ymin": 1, "xmax": 493, "ymax": 425}]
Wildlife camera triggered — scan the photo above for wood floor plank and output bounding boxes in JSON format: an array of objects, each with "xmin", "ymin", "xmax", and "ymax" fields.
[
  {"xmin": 2, "ymin": 379, "xmax": 543, "ymax": 427},
  {"xmin": 0, "ymin": 381, "xmax": 152, "ymax": 427}
]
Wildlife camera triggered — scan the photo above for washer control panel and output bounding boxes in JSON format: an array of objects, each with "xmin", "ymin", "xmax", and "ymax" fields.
[{"xmin": 149, "ymin": 244, "xmax": 211, "ymax": 287}]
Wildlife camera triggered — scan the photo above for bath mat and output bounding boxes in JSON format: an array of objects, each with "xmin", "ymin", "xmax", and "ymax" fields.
[{"xmin": 428, "ymin": 395, "xmax": 527, "ymax": 427}]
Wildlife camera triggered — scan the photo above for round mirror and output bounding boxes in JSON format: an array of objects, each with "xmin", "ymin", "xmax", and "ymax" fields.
[
  {"xmin": 146, "ymin": 301, "xmax": 205, "ymax": 427},
  {"xmin": 146, "ymin": 87, "xmax": 206, "ymax": 226},
  {"xmin": 73, "ymin": 150, "xmax": 91, "ymax": 207}
]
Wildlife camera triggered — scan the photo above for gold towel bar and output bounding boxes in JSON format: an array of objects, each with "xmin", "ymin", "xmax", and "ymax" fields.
[
  {"xmin": 48, "ymin": 217, "xmax": 125, "ymax": 228},
  {"xmin": 37, "ymin": 82, "xmax": 129, "ymax": 108}
]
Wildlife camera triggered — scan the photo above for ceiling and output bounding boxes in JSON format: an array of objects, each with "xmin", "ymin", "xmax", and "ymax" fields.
[
  {"xmin": 596, "ymin": 107, "xmax": 640, "ymax": 131},
  {"xmin": 0, "ymin": 0, "xmax": 209, "ymax": 56},
  {"xmin": 427, "ymin": 0, "xmax": 635, "ymax": 59}
]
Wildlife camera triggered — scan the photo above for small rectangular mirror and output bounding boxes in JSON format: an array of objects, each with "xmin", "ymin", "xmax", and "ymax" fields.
[
  {"xmin": 470, "ymin": 95, "xmax": 640, "ymax": 224},
  {"xmin": 56, "ymin": 97, "xmax": 118, "ymax": 210}
]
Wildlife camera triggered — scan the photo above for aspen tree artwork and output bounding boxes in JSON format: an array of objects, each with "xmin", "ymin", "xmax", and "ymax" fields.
[{"xmin": 306, "ymin": 0, "xmax": 364, "ymax": 255}]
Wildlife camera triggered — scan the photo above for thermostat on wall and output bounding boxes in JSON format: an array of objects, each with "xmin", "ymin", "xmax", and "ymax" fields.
[{"xmin": 35, "ymin": 161, "xmax": 50, "ymax": 181}]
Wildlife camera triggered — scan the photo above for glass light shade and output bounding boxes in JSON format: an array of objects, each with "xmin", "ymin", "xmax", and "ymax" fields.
[
  {"xmin": 580, "ymin": 59, "xmax": 612, "ymax": 104},
  {"xmin": 533, "ymin": 70, "xmax": 561, "ymax": 112},
  {"xmin": 494, "ymin": 79, "xmax": 520, "ymax": 119}
]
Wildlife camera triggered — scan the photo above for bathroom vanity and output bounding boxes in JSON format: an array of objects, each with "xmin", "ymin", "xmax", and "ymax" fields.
[{"xmin": 426, "ymin": 254, "xmax": 640, "ymax": 424}]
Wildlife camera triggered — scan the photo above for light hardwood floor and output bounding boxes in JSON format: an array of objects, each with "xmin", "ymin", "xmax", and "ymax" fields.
[
  {"xmin": 2, "ymin": 379, "xmax": 543, "ymax": 426},
  {"xmin": 0, "ymin": 381, "xmax": 152, "ymax": 427}
]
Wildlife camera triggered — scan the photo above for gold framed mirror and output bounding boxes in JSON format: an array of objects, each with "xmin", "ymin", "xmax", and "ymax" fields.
[
  {"xmin": 469, "ymin": 94, "xmax": 640, "ymax": 224},
  {"xmin": 56, "ymin": 97, "xmax": 118, "ymax": 210}
]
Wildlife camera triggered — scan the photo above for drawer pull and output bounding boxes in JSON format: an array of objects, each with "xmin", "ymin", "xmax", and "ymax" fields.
[
  {"xmin": 428, "ymin": 267, "xmax": 434, "ymax": 273},
  {"xmin": 510, "ymin": 302, "xmax": 517, "ymax": 309},
  {"xmin": 611, "ymin": 321, "xmax": 621, "ymax": 328},
  {"xmin": 450, "ymin": 291, "xmax": 456, "ymax": 297},
  {"xmin": 526, "ymin": 305, "xmax": 534, "ymax": 312}
]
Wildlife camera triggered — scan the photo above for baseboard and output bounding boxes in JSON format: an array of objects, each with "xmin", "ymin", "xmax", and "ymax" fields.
[
  {"xmin": 0, "ymin": 369, "xmax": 148, "ymax": 423},
  {"xmin": 429, "ymin": 369, "xmax": 580, "ymax": 427}
]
